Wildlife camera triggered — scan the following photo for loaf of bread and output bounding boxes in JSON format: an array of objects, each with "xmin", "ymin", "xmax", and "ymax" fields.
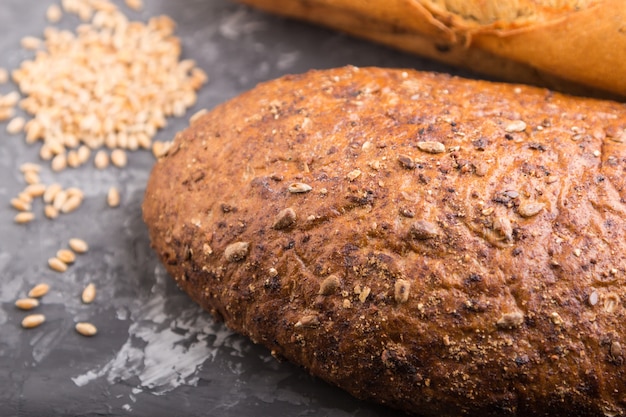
[
  {"xmin": 143, "ymin": 66, "xmax": 626, "ymax": 416},
  {"xmin": 233, "ymin": 0, "xmax": 626, "ymax": 98}
]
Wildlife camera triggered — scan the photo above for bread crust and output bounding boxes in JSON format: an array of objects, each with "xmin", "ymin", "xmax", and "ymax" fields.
[
  {"xmin": 143, "ymin": 66, "xmax": 626, "ymax": 416},
  {"xmin": 234, "ymin": 0, "xmax": 626, "ymax": 98}
]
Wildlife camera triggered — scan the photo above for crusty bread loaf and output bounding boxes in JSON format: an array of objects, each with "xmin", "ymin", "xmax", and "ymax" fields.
[
  {"xmin": 143, "ymin": 66, "xmax": 626, "ymax": 416},
  {"xmin": 233, "ymin": 0, "xmax": 626, "ymax": 98}
]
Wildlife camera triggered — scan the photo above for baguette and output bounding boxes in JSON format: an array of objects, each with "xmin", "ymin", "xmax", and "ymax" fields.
[
  {"xmin": 234, "ymin": 0, "xmax": 626, "ymax": 98},
  {"xmin": 143, "ymin": 66, "xmax": 626, "ymax": 416}
]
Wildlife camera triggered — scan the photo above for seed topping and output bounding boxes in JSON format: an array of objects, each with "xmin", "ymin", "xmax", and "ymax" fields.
[
  {"xmin": 288, "ymin": 182, "xmax": 312, "ymax": 193},
  {"xmin": 272, "ymin": 207, "xmax": 296, "ymax": 230},
  {"xmin": 417, "ymin": 141, "xmax": 445, "ymax": 154},
  {"xmin": 224, "ymin": 241, "xmax": 250, "ymax": 262}
]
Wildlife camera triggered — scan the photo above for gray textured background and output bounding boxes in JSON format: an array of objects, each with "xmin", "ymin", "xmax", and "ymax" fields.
[{"xmin": 0, "ymin": 1, "xmax": 474, "ymax": 415}]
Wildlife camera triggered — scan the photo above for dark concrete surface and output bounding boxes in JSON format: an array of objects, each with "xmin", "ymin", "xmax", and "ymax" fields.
[{"xmin": 0, "ymin": 1, "xmax": 473, "ymax": 416}]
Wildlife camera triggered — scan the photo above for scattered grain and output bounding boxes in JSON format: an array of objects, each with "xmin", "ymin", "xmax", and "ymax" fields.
[
  {"xmin": 82, "ymin": 283, "xmax": 96, "ymax": 304},
  {"xmin": 107, "ymin": 186, "xmax": 120, "ymax": 207},
  {"xmin": 21, "ymin": 36, "xmax": 42, "ymax": 50},
  {"xmin": 417, "ymin": 141, "xmax": 445, "ymax": 154},
  {"xmin": 52, "ymin": 190, "xmax": 68, "ymax": 211},
  {"xmin": 43, "ymin": 183, "xmax": 62, "ymax": 204},
  {"xmin": 589, "ymin": 291, "xmax": 599, "ymax": 306},
  {"xmin": 10, "ymin": 198, "xmax": 31, "ymax": 212},
  {"xmin": 69, "ymin": 238, "xmax": 88, "ymax": 253},
  {"xmin": 6, "ymin": 117, "xmax": 26, "ymax": 134},
  {"xmin": 14, "ymin": 212, "xmax": 35, "ymax": 224},
  {"xmin": 44, "ymin": 205, "xmax": 59, "ymax": 219},
  {"xmin": 110, "ymin": 149, "xmax": 127, "ymax": 168},
  {"xmin": 125, "ymin": 0, "xmax": 143, "ymax": 10},
  {"xmin": 19, "ymin": 163, "xmax": 41, "ymax": 174},
  {"xmin": 60, "ymin": 194, "xmax": 82, "ymax": 213},
  {"xmin": 224, "ymin": 241, "xmax": 250, "ymax": 262},
  {"xmin": 0, "ymin": 91, "xmax": 19, "ymax": 107},
  {"xmin": 67, "ymin": 150, "xmax": 81, "ymax": 168},
  {"xmin": 93, "ymin": 150, "xmax": 109, "ymax": 169},
  {"xmin": 0, "ymin": 67, "xmax": 8, "ymax": 84},
  {"xmin": 57, "ymin": 249, "xmax": 76, "ymax": 264},
  {"xmin": 28, "ymin": 283, "xmax": 50, "ymax": 298},
  {"xmin": 46, "ymin": 4, "xmax": 63, "ymax": 22},
  {"xmin": 48, "ymin": 257, "xmax": 68, "ymax": 273},
  {"xmin": 23, "ymin": 170, "xmax": 40, "ymax": 185},
  {"xmin": 22, "ymin": 314, "xmax": 46, "ymax": 329},
  {"xmin": 75, "ymin": 322, "xmax": 97, "ymax": 337},
  {"xmin": 24, "ymin": 183, "xmax": 46, "ymax": 198},
  {"xmin": 17, "ymin": 192, "xmax": 33, "ymax": 204},
  {"xmin": 15, "ymin": 298, "xmax": 40, "ymax": 311}
]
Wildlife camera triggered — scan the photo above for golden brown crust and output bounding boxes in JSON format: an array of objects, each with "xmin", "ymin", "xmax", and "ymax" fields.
[
  {"xmin": 233, "ymin": 0, "xmax": 626, "ymax": 98},
  {"xmin": 143, "ymin": 66, "xmax": 626, "ymax": 416}
]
